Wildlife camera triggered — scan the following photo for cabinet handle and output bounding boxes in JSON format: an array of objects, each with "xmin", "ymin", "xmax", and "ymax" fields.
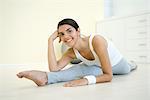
[
  {"xmin": 138, "ymin": 19, "xmax": 147, "ymax": 23},
  {"xmin": 139, "ymin": 56, "xmax": 147, "ymax": 58},
  {"xmin": 138, "ymin": 43, "xmax": 147, "ymax": 46},
  {"xmin": 138, "ymin": 32, "xmax": 147, "ymax": 34}
]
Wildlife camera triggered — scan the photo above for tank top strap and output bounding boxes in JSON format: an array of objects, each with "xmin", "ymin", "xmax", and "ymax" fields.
[
  {"xmin": 89, "ymin": 34, "xmax": 98, "ymax": 58},
  {"xmin": 73, "ymin": 48, "xmax": 80, "ymax": 59}
]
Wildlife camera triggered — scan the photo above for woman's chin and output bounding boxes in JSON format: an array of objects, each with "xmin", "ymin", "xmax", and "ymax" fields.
[
  {"xmin": 65, "ymin": 42, "xmax": 74, "ymax": 48},
  {"xmin": 64, "ymin": 40, "xmax": 76, "ymax": 48},
  {"xmin": 66, "ymin": 44, "xmax": 73, "ymax": 48}
]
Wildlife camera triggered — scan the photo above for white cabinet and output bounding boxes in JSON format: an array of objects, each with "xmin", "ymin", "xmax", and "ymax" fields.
[
  {"xmin": 125, "ymin": 14, "xmax": 150, "ymax": 63},
  {"xmin": 96, "ymin": 12, "xmax": 150, "ymax": 64},
  {"xmin": 96, "ymin": 18, "xmax": 125, "ymax": 55}
]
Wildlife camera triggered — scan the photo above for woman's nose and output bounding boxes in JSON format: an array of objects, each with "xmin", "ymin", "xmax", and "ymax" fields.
[{"xmin": 63, "ymin": 34, "xmax": 70, "ymax": 39}]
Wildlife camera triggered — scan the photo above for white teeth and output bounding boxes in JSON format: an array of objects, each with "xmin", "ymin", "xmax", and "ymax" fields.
[{"xmin": 66, "ymin": 39, "xmax": 72, "ymax": 43}]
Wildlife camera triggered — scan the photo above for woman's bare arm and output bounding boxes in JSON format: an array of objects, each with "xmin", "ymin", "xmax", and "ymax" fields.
[
  {"xmin": 92, "ymin": 35, "xmax": 113, "ymax": 82},
  {"xmin": 48, "ymin": 31, "xmax": 75, "ymax": 71}
]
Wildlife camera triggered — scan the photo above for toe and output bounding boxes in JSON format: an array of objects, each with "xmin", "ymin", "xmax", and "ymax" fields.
[{"xmin": 17, "ymin": 73, "xmax": 23, "ymax": 78}]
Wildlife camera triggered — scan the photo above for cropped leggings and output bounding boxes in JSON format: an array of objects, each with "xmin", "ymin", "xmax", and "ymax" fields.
[{"xmin": 47, "ymin": 58, "xmax": 133, "ymax": 84}]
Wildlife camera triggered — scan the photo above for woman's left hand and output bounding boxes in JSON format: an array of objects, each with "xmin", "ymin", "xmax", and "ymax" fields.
[{"xmin": 64, "ymin": 78, "xmax": 88, "ymax": 87}]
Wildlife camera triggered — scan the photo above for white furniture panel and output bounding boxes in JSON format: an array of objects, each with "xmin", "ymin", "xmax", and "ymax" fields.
[
  {"xmin": 126, "ymin": 39, "xmax": 148, "ymax": 51},
  {"xmin": 126, "ymin": 27, "xmax": 147, "ymax": 39},
  {"xmin": 96, "ymin": 18, "xmax": 125, "ymax": 55},
  {"xmin": 125, "ymin": 15, "xmax": 148, "ymax": 28},
  {"xmin": 96, "ymin": 12, "xmax": 150, "ymax": 64},
  {"xmin": 126, "ymin": 52, "xmax": 148, "ymax": 63}
]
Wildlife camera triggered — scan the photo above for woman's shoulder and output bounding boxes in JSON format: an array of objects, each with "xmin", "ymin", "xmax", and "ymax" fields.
[
  {"xmin": 91, "ymin": 34, "xmax": 106, "ymax": 42},
  {"xmin": 89, "ymin": 34, "xmax": 105, "ymax": 39},
  {"xmin": 90, "ymin": 34, "xmax": 108, "ymax": 49}
]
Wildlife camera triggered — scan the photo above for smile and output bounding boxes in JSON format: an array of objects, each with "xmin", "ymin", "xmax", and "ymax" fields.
[{"xmin": 65, "ymin": 38, "xmax": 73, "ymax": 43}]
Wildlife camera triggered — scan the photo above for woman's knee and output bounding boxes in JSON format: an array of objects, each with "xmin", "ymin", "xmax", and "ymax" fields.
[
  {"xmin": 120, "ymin": 66, "xmax": 130, "ymax": 74},
  {"xmin": 81, "ymin": 65, "xmax": 102, "ymax": 76},
  {"xmin": 112, "ymin": 65, "xmax": 130, "ymax": 75}
]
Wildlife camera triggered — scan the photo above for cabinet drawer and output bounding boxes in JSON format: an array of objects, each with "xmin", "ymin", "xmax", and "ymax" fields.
[
  {"xmin": 126, "ymin": 52, "xmax": 148, "ymax": 63},
  {"xmin": 126, "ymin": 39, "xmax": 148, "ymax": 51},
  {"xmin": 125, "ymin": 15, "xmax": 148, "ymax": 27},
  {"xmin": 148, "ymin": 25, "xmax": 150, "ymax": 39},
  {"xmin": 126, "ymin": 26, "xmax": 148, "ymax": 39},
  {"xmin": 148, "ymin": 40, "xmax": 150, "ymax": 50},
  {"xmin": 148, "ymin": 51, "xmax": 150, "ymax": 63},
  {"xmin": 148, "ymin": 14, "xmax": 150, "ymax": 26}
]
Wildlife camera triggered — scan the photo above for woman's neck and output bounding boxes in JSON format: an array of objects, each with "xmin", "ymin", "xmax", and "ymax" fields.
[{"xmin": 73, "ymin": 36, "xmax": 90, "ymax": 52}]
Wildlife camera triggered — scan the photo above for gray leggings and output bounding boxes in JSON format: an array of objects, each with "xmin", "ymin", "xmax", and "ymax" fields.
[{"xmin": 47, "ymin": 58, "xmax": 132, "ymax": 84}]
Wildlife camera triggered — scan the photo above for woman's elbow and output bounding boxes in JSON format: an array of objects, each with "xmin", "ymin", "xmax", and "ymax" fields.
[
  {"xmin": 107, "ymin": 74, "xmax": 113, "ymax": 82},
  {"xmin": 104, "ymin": 73, "xmax": 113, "ymax": 82},
  {"xmin": 48, "ymin": 67, "xmax": 60, "ymax": 72}
]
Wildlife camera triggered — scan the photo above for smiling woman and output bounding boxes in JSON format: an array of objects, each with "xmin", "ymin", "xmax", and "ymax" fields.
[
  {"xmin": 57, "ymin": 18, "xmax": 80, "ymax": 47},
  {"xmin": 17, "ymin": 18, "xmax": 137, "ymax": 87}
]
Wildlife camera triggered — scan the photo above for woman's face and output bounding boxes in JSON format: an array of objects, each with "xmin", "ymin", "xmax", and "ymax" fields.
[{"xmin": 58, "ymin": 24, "xmax": 80, "ymax": 47}]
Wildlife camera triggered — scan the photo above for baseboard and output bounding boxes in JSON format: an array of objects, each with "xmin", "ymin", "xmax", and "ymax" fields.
[{"xmin": 0, "ymin": 63, "xmax": 48, "ymax": 67}]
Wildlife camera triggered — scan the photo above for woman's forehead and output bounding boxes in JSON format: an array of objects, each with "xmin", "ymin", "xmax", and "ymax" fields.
[{"xmin": 58, "ymin": 24, "xmax": 74, "ymax": 32}]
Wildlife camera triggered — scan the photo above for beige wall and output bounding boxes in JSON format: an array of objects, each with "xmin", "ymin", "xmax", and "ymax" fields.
[
  {"xmin": 0, "ymin": 0, "xmax": 2, "ymax": 53},
  {"xmin": 0, "ymin": 0, "xmax": 104, "ymax": 64}
]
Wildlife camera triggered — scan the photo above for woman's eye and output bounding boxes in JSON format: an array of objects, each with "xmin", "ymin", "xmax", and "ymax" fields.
[
  {"xmin": 68, "ymin": 30, "xmax": 72, "ymax": 33},
  {"xmin": 61, "ymin": 33, "xmax": 64, "ymax": 35},
  {"xmin": 58, "ymin": 33, "xmax": 64, "ymax": 36}
]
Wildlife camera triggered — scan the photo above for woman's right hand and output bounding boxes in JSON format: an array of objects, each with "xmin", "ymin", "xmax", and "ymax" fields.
[{"xmin": 49, "ymin": 30, "xmax": 59, "ymax": 42}]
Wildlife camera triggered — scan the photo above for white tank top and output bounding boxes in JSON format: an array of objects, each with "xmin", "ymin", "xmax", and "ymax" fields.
[{"xmin": 73, "ymin": 34, "xmax": 123, "ymax": 67}]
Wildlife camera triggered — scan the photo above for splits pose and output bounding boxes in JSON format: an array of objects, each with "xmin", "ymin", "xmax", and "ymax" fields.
[{"xmin": 17, "ymin": 18, "xmax": 137, "ymax": 87}]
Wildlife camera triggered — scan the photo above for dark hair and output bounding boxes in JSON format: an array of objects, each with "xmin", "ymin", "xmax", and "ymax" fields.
[{"xmin": 57, "ymin": 18, "xmax": 79, "ymax": 31}]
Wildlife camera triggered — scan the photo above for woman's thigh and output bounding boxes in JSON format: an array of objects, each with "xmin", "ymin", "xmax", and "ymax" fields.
[
  {"xmin": 112, "ymin": 58, "xmax": 131, "ymax": 75},
  {"xmin": 47, "ymin": 63, "xmax": 102, "ymax": 84}
]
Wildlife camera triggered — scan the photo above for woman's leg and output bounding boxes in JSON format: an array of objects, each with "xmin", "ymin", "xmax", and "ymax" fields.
[
  {"xmin": 17, "ymin": 63, "xmax": 102, "ymax": 86},
  {"xmin": 17, "ymin": 70, "xmax": 48, "ymax": 86},
  {"xmin": 112, "ymin": 58, "xmax": 137, "ymax": 75},
  {"xmin": 47, "ymin": 63, "xmax": 102, "ymax": 84}
]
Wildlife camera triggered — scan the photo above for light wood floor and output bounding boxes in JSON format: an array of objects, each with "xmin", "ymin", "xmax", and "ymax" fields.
[{"xmin": 0, "ymin": 64, "xmax": 149, "ymax": 100}]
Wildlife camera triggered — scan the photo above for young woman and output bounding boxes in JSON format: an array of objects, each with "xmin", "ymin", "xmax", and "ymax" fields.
[{"xmin": 17, "ymin": 18, "xmax": 137, "ymax": 87}]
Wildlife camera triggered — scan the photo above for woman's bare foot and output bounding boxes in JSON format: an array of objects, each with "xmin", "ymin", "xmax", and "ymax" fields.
[{"xmin": 17, "ymin": 70, "xmax": 48, "ymax": 86}]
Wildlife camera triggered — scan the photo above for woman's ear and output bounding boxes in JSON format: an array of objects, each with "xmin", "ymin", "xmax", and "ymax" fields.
[
  {"xmin": 77, "ymin": 28, "xmax": 80, "ymax": 32},
  {"xmin": 77, "ymin": 28, "xmax": 80, "ymax": 36}
]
